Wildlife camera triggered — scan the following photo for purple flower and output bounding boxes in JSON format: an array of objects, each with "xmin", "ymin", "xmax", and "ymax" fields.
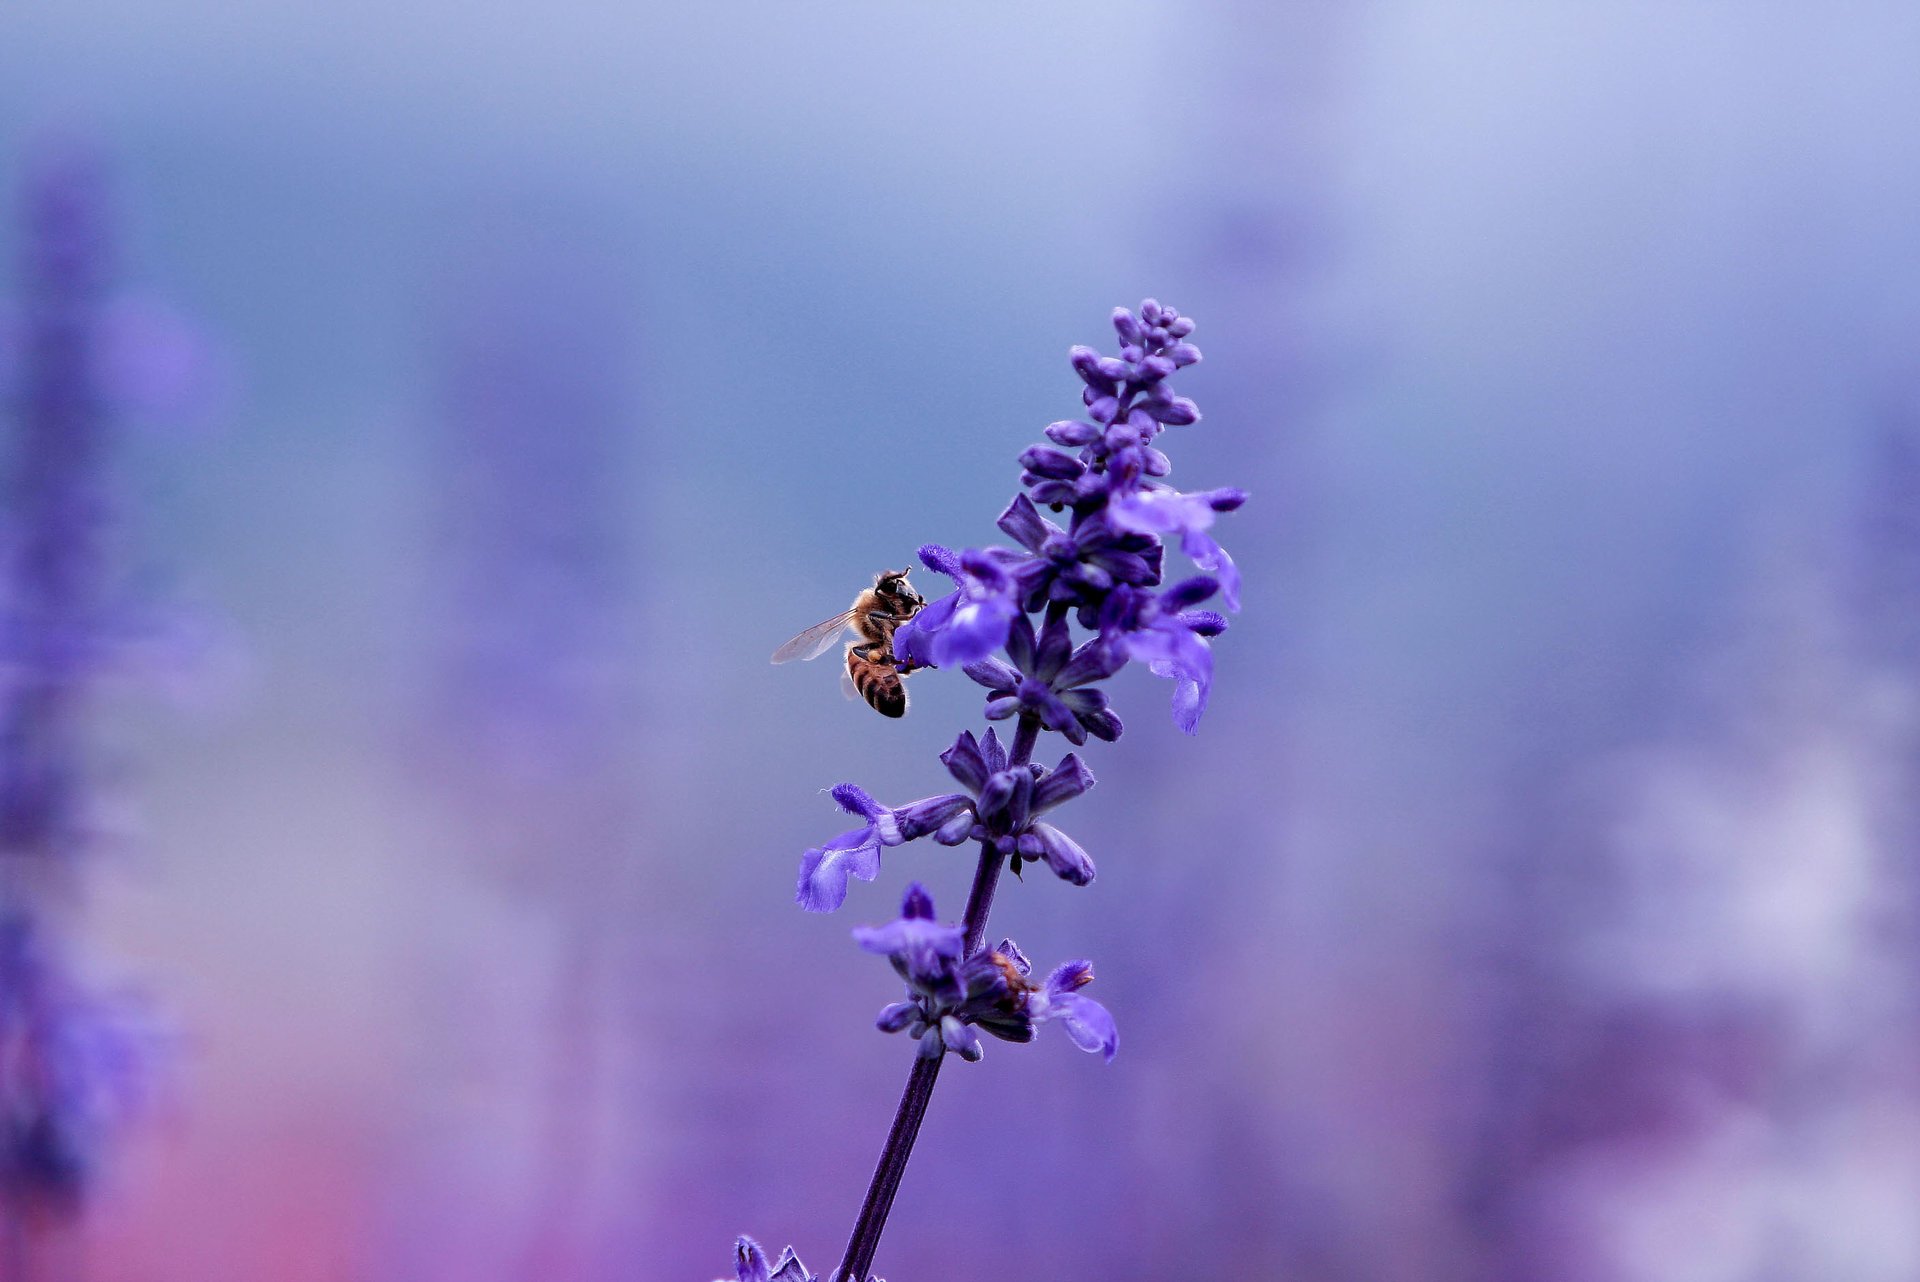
[
  {"xmin": 796, "ymin": 784, "xmax": 971, "ymax": 913},
  {"xmin": 936, "ymin": 728, "xmax": 1097, "ymax": 885},
  {"xmin": 1033, "ymin": 960, "xmax": 1118, "ymax": 1063},
  {"xmin": 852, "ymin": 882, "xmax": 963, "ymax": 992},
  {"xmin": 1099, "ymin": 579, "xmax": 1224, "ymax": 734},
  {"xmin": 717, "ymin": 1236, "xmax": 817, "ymax": 1282},
  {"xmin": 962, "ymin": 614, "xmax": 1125, "ymax": 747},
  {"xmin": 891, "ymin": 545, "xmax": 1021, "ymax": 670},
  {"xmin": 0, "ymin": 917, "xmax": 157, "ymax": 1215},
  {"xmin": 855, "ymin": 888, "xmax": 1116, "ymax": 1064},
  {"xmin": 763, "ymin": 301, "xmax": 1232, "ymax": 1282},
  {"xmin": 995, "ymin": 494, "xmax": 1163, "ymax": 617},
  {"xmin": 1108, "ymin": 486, "xmax": 1246, "ymax": 612}
]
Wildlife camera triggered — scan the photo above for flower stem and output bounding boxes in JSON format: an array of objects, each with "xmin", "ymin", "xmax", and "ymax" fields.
[{"xmin": 837, "ymin": 676, "xmax": 1056, "ymax": 1282}]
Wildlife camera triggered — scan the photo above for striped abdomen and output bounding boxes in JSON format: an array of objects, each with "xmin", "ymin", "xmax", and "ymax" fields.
[{"xmin": 846, "ymin": 647, "xmax": 907, "ymax": 718}]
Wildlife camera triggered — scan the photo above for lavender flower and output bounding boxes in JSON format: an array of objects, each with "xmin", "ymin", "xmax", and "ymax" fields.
[
  {"xmin": 891, "ymin": 545, "xmax": 1021, "ymax": 671},
  {"xmin": 961, "ymin": 614, "xmax": 1124, "ymax": 746},
  {"xmin": 1107, "ymin": 485, "xmax": 1246, "ymax": 611},
  {"xmin": 855, "ymin": 885, "xmax": 1115, "ymax": 1064},
  {"xmin": 1098, "ymin": 577, "xmax": 1228, "ymax": 735},
  {"xmin": 935, "ymin": 728, "xmax": 1096, "ymax": 884},
  {"xmin": 797, "ymin": 729, "xmax": 1097, "ymax": 915},
  {"xmin": 0, "ymin": 142, "xmax": 191, "ymax": 1232},
  {"xmin": 0, "ymin": 917, "xmax": 154, "ymax": 1217},
  {"xmin": 763, "ymin": 300, "xmax": 1238, "ymax": 1282},
  {"xmin": 796, "ymin": 784, "xmax": 972, "ymax": 913},
  {"xmin": 0, "ymin": 148, "xmax": 112, "ymax": 862}
]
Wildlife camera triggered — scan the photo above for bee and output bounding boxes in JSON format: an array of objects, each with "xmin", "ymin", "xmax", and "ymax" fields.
[{"xmin": 771, "ymin": 569, "xmax": 926, "ymax": 718}]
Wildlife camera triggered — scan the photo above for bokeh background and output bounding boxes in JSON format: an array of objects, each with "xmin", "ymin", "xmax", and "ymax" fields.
[{"xmin": 3, "ymin": 3, "xmax": 1920, "ymax": 1280}]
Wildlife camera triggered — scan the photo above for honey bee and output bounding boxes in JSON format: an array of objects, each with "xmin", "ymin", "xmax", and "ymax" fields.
[{"xmin": 771, "ymin": 569, "xmax": 926, "ymax": 718}]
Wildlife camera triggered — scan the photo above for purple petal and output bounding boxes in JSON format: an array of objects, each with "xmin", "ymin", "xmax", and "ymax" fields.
[
  {"xmin": 733, "ymin": 1236, "xmax": 773, "ymax": 1282},
  {"xmin": 797, "ymin": 825, "xmax": 883, "ymax": 913},
  {"xmin": 1031, "ymin": 754, "xmax": 1094, "ymax": 815},
  {"xmin": 830, "ymin": 782, "xmax": 883, "ymax": 819},
  {"xmin": 852, "ymin": 912, "xmax": 962, "ymax": 963},
  {"xmin": 978, "ymin": 727, "xmax": 1009, "ymax": 775},
  {"xmin": 1033, "ymin": 614, "xmax": 1073, "ymax": 681},
  {"xmin": 1069, "ymin": 345, "xmax": 1115, "ymax": 393},
  {"xmin": 893, "ymin": 591, "xmax": 957, "ymax": 668},
  {"xmin": 1046, "ymin": 959, "xmax": 1095, "ymax": 995},
  {"xmin": 1019, "ymin": 445, "xmax": 1084, "ymax": 480},
  {"xmin": 1181, "ymin": 530, "xmax": 1240, "ymax": 612},
  {"xmin": 1154, "ymin": 396, "xmax": 1199, "ymax": 426},
  {"xmin": 1137, "ymin": 354, "xmax": 1174, "ymax": 382},
  {"xmin": 1050, "ymin": 991, "xmax": 1118, "ymax": 1063},
  {"xmin": 829, "ymin": 784, "xmax": 902, "ymax": 846},
  {"xmin": 1182, "ymin": 609, "xmax": 1228, "ymax": 637},
  {"xmin": 893, "ymin": 793, "xmax": 973, "ymax": 840},
  {"xmin": 1054, "ymin": 638, "xmax": 1127, "ymax": 689},
  {"xmin": 996, "ymin": 493, "xmax": 1057, "ymax": 552},
  {"xmin": 918, "ymin": 543, "xmax": 964, "ymax": 580},
  {"xmin": 900, "ymin": 881, "xmax": 935, "ymax": 920},
  {"xmin": 933, "ymin": 808, "xmax": 977, "ymax": 845},
  {"xmin": 1141, "ymin": 630, "xmax": 1214, "ymax": 733},
  {"xmin": 939, "ymin": 730, "xmax": 990, "ymax": 792},
  {"xmin": 1027, "ymin": 822, "xmax": 1094, "ymax": 886},
  {"xmin": 1004, "ymin": 614, "xmax": 1037, "ymax": 674},
  {"xmin": 962, "ymin": 654, "xmax": 1020, "ymax": 694},
  {"xmin": 937, "ymin": 1018, "xmax": 979, "ymax": 1062},
  {"xmin": 930, "ymin": 594, "xmax": 1016, "ymax": 667},
  {"xmin": 766, "ymin": 1250, "xmax": 813, "ymax": 1282},
  {"xmin": 1045, "ymin": 419, "xmax": 1101, "ymax": 447},
  {"xmin": 1161, "ymin": 575, "xmax": 1220, "ymax": 613},
  {"xmin": 877, "ymin": 1002, "xmax": 918, "ymax": 1033}
]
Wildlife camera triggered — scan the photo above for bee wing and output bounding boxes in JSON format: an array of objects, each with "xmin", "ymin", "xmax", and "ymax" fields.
[
  {"xmin": 841, "ymin": 667, "xmax": 859, "ymax": 700},
  {"xmin": 771, "ymin": 609, "xmax": 858, "ymax": 664}
]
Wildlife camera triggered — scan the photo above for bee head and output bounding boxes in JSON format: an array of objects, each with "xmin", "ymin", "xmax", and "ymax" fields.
[{"xmin": 877, "ymin": 569, "xmax": 923, "ymax": 609}]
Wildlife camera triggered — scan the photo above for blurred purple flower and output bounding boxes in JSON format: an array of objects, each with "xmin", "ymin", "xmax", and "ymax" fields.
[{"xmin": 0, "ymin": 917, "xmax": 157, "ymax": 1217}]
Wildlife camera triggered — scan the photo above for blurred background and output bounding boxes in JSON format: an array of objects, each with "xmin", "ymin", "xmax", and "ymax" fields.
[{"xmin": 2, "ymin": 2, "xmax": 1919, "ymax": 1280}]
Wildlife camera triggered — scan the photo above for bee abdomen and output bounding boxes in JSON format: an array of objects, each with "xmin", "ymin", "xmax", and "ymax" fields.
[{"xmin": 848, "ymin": 652, "xmax": 908, "ymax": 718}]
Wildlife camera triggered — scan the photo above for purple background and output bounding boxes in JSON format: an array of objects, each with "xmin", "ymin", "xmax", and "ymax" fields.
[{"xmin": 4, "ymin": 2, "xmax": 1920, "ymax": 1279}]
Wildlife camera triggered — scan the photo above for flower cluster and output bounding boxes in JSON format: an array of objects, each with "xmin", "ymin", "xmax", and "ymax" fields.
[
  {"xmin": 796, "ymin": 728, "xmax": 1096, "ymax": 913},
  {"xmin": 799, "ymin": 299, "xmax": 1242, "ymax": 917},
  {"xmin": 757, "ymin": 301, "xmax": 1239, "ymax": 1281},
  {"xmin": 891, "ymin": 298, "xmax": 1242, "ymax": 732},
  {"xmin": 854, "ymin": 884, "xmax": 1115, "ymax": 1064}
]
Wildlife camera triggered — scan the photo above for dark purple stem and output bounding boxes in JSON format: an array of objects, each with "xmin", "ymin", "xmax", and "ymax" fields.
[{"xmin": 837, "ymin": 605, "xmax": 1068, "ymax": 1282}]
